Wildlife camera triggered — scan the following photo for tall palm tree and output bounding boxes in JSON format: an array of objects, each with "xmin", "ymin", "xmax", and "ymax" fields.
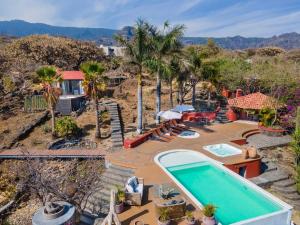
[
  {"xmin": 184, "ymin": 46, "xmax": 202, "ymax": 107},
  {"xmin": 80, "ymin": 61, "xmax": 107, "ymax": 139},
  {"xmin": 115, "ymin": 19, "xmax": 151, "ymax": 134},
  {"xmin": 146, "ymin": 21, "xmax": 185, "ymax": 124},
  {"xmin": 36, "ymin": 66, "xmax": 62, "ymax": 136},
  {"xmin": 162, "ymin": 56, "xmax": 182, "ymax": 108}
]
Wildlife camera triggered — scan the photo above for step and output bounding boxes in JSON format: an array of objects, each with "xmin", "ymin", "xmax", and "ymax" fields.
[
  {"xmin": 101, "ymin": 172, "xmax": 130, "ymax": 184},
  {"xmin": 282, "ymin": 192, "xmax": 300, "ymax": 201},
  {"xmin": 272, "ymin": 185, "xmax": 298, "ymax": 194},
  {"xmin": 250, "ymin": 170, "xmax": 289, "ymax": 188},
  {"xmin": 109, "ymin": 164, "xmax": 135, "ymax": 173},
  {"xmin": 272, "ymin": 179, "xmax": 296, "ymax": 188},
  {"xmin": 262, "ymin": 162, "xmax": 277, "ymax": 172}
]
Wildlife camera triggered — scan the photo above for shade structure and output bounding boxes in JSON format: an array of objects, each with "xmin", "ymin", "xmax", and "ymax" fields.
[
  {"xmin": 157, "ymin": 110, "xmax": 182, "ymax": 120},
  {"xmin": 173, "ymin": 105, "xmax": 195, "ymax": 113},
  {"xmin": 228, "ymin": 92, "xmax": 281, "ymax": 110}
]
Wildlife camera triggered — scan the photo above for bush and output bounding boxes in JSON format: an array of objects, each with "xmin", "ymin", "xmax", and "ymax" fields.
[
  {"xmin": 55, "ymin": 117, "xmax": 79, "ymax": 137},
  {"xmin": 291, "ymin": 128, "xmax": 300, "ymax": 165},
  {"xmin": 42, "ymin": 125, "xmax": 51, "ymax": 134},
  {"xmin": 2, "ymin": 75, "xmax": 15, "ymax": 93},
  {"xmin": 296, "ymin": 166, "xmax": 300, "ymax": 194}
]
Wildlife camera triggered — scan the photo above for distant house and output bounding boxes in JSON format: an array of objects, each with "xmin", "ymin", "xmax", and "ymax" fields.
[
  {"xmin": 60, "ymin": 71, "xmax": 85, "ymax": 95},
  {"xmin": 99, "ymin": 45, "xmax": 125, "ymax": 57},
  {"xmin": 55, "ymin": 71, "xmax": 85, "ymax": 115}
]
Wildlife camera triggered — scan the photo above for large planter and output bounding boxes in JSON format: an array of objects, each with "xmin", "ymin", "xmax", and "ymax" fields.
[
  {"xmin": 157, "ymin": 219, "xmax": 171, "ymax": 225},
  {"xmin": 203, "ymin": 216, "xmax": 216, "ymax": 225},
  {"xmin": 115, "ymin": 202, "xmax": 124, "ymax": 214},
  {"xmin": 226, "ymin": 108, "xmax": 237, "ymax": 121},
  {"xmin": 258, "ymin": 125, "xmax": 285, "ymax": 137}
]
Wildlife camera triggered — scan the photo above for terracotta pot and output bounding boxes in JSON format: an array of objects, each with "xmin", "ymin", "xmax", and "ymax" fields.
[
  {"xmin": 242, "ymin": 148, "xmax": 249, "ymax": 159},
  {"xmin": 186, "ymin": 218, "xmax": 197, "ymax": 225},
  {"xmin": 115, "ymin": 202, "xmax": 124, "ymax": 214},
  {"xmin": 134, "ymin": 221, "xmax": 144, "ymax": 225},
  {"xmin": 203, "ymin": 216, "xmax": 216, "ymax": 225},
  {"xmin": 248, "ymin": 146, "xmax": 257, "ymax": 158},
  {"xmin": 157, "ymin": 218, "xmax": 171, "ymax": 225}
]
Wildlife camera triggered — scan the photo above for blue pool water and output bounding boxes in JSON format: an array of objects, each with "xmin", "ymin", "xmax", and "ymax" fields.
[
  {"xmin": 203, "ymin": 144, "xmax": 242, "ymax": 157},
  {"xmin": 167, "ymin": 162, "xmax": 282, "ymax": 225}
]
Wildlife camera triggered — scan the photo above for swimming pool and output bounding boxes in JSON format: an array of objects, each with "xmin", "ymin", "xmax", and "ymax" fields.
[
  {"xmin": 155, "ymin": 150, "xmax": 292, "ymax": 225},
  {"xmin": 203, "ymin": 144, "xmax": 242, "ymax": 157}
]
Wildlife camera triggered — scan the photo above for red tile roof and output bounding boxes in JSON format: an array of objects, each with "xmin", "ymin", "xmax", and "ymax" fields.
[
  {"xmin": 61, "ymin": 71, "xmax": 84, "ymax": 80},
  {"xmin": 228, "ymin": 92, "xmax": 278, "ymax": 110}
]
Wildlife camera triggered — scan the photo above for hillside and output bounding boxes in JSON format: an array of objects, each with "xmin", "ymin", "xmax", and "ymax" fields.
[{"xmin": 1, "ymin": 20, "xmax": 300, "ymax": 49}]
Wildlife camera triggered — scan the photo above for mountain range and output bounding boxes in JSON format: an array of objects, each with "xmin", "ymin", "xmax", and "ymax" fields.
[{"xmin": 1, "ymin": 20, "xmax": 300, "ymax": 50}]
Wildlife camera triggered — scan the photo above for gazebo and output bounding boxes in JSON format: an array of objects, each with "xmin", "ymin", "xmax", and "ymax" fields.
[{"xmin": 227, "ymin": 92, "xmax": 279, "ymax": 121}]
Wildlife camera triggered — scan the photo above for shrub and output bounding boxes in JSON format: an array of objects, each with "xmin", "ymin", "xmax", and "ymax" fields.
[
  {"xmin": 55, "ymin": 117, "xmax": 79, "ymax": 137},
  {"xmin": 296, "ymin": 166, "xmax": 300, "ymax": 194},
  {"xmin": 203, "ymin": 204, "xmax": 217, "ymax": 217},
  {"xmin": 42, "ymin": 125, "xmax": 51, "ymax": 134},
  {"xmin": 259, "ymin": 108, "xmax": 277, "ymax": 127},
  {"xmin": 158, "ymin": 208, "xmax": 170, "ymax": 222},
  {"xmin": 2, "ymin": 75, "xmax": 15, "ymax": 93},
  {"xmin": 291, "ymin": 128, "xmax": 300, "ymax": 165}
]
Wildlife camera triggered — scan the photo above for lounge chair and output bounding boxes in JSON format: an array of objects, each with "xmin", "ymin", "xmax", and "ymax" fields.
[
  {"xmin": 125, "ymin": 176, "xmax": 144, "ymax": 206},
  {"xmin": 152, "ymin": 129, "xmax": 172, "ymax": 142},
  {"xmin": 156, "ymin": 127, "xmax": 175, "ymax": 140},
  {"xmin": 161, "ymin": 123, "xmax": 180, "ymax": 135},
  {"xmin": 169, "ymin": 120, "xmax": 187, "ymax": 131}
]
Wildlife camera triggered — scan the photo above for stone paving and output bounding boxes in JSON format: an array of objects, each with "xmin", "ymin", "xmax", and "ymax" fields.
[{"xmin": 247, "ymin": 133, "xmax": 292, "ymax": 149}]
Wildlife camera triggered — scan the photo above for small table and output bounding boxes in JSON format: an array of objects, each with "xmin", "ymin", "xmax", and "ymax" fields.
[{"xmin": 152, "ymin": 183, "xmax": 181, "ymax": 199}]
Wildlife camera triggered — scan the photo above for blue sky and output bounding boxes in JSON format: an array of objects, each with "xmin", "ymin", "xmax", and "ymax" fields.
[{"xmin": 1, "ymin": 0, "xmax": 300, "ymax": 37}]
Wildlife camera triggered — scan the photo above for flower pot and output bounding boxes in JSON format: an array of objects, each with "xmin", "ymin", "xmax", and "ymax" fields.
[
  {"xmin": 248, "ymin": 146, "xmax": 257, "ymax": 158},
  {"xmin": 134, "ymin": 221, "xmax": 144, "ymax": 225},
  {"xmin": 186, "ymin": 218, "xmax": 197, "ymax": 225},
  {"xmin": 115, "ymin": 202, "xmax": 124, "ymax": 214},
  {"xmin": 203, "ymin": 216, "xmax": 216, "ymax": 225},
  {"xmin": 157, "ymin": 219, "xmax": 171, "ymax": 225},
  {"xmin": 242, "ymin": 148, "xmax": 249, "ymax": 159}
]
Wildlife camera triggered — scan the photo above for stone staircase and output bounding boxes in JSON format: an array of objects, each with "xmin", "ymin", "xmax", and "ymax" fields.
[
  {"xmin": 250, "ymin": 158, "xmax": 300, "ymax": 210},
  {"xmin": 215, "ymin": 107, "xmax": 230, "ymax": 124},
  {"xmin": 107, "ymin": 103, "xmax": 124, "ymax": 150},
  {"xmin": 80, "ymin": 163, "xmax": 134, "ymax": 225}
]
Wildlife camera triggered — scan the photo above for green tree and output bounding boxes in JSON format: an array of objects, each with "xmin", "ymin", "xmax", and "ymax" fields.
[
  {"xmin": 146, "ymin": 21, "xmax": 185, "ymax": 124},
  {"xmin": 80, "ymin": 61, "xmax": 107, "ymax": 138},
  {"xmin": 115, "ymin": 19, "xmax": 152, "ymax": 134},
  {"xmin": 36, "ymin": 66, "xmax": 62, "ymax": 136},
  {"xmin": 183, "ymin": 46, "xmax": 202, "ymax": 107}
]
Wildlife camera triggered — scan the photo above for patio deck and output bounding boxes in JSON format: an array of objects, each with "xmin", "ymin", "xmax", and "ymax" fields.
[{"xmin": 107, "ymin": 122, "xmax": 259, "ymax": 224}]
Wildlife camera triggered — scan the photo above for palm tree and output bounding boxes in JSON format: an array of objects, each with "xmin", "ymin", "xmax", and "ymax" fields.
[
  {"xmin": 115, "ymin": 19, "xmax": 151, "ymax": 134},
  {"xmin": 184, "ymin": 46, "xmax": 202, "ymax": 107},
  {"xmin": 162, "ymin": 56, "xmax": 182, "ymax": 108},
  {"xmin": 36, "ymin": 66, "xmax": 62, "ymax": 136},
  {"xmin": 146, "ymin": 21, "xmax": 185, "ymax": 124},
  {"xmin": 80, "ymin": 61, "xmax": 107, "ymax": 139}
]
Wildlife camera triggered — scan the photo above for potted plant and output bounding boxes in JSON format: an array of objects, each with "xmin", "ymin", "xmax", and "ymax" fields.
[
  {"xmin": 157, "ymin": 208, "xmax": 171, "ymax": 225},
  {"xmin": 185, "ymin": 210, "xmax": 196, "ymax": 225},
  {"xmin": 115, "ymin": 186, "xmax": 125, "ymax": 214},
  {"xmin": 202, "ymin": 204, "xmax": 217, "ymax": 225}
]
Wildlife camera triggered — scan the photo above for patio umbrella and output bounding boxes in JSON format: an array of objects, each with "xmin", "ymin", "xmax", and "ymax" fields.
[
  {"xmin": 157, "ymin": 110, "xmax": 182, "ymax": 120},
  {"xmin": 173, "ymin": 105, "xmax": 195, "ymax": 113}
]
